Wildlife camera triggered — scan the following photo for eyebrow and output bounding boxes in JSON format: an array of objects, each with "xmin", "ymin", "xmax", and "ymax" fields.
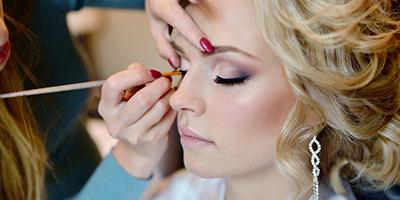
[{"xmin": 170, "ymin": 41, "xmax": 260, "ymax": 61}]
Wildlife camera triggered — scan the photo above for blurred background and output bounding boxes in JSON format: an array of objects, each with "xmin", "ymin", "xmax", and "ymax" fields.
[{"xmin": 67, "ymin": 8, "xmax": 169, "ymax": 158}]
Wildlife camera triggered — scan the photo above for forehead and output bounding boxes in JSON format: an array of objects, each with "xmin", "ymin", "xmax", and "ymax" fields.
[{"xmin": 175, "ymin": 1, "xmax": 269, "ymax": 59}]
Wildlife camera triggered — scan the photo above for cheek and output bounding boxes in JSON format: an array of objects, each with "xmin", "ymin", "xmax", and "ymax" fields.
[
  {"xmin": 208, "ymin": 71, "xmax": 295, "ymax": 159},
  {"xmin": 217, "ymin": 81, "xmax": 293, "ymax": 133}
]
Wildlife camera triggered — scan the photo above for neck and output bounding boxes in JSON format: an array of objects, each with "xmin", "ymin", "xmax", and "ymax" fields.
[{"xmin": 224, "ymin": 165, "xmax": 294, "ymax": 200}]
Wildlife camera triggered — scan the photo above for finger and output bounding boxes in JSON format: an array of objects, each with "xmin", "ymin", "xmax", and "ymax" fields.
[
  {"xmin": 149, "ymin": 18, "xmax": 181, "ymax": 68},
  {"xmin": 118, "ymin": 98, "xmax": 174, "ymax": 146},
  {"xmin": 124, "ymin": 65, "xmax": 147, "ymax": 97},
  {"xmin": 101, "ymin": 64, "xmax": 155, "ymax": 106},
  {"xmin": 154, "ymin": 3, "xmax": 213, "ymax": 53},
  {"xmin": 120, "ymin": 77, "xmax": 172, "ymax": 125},
  {"xmin": 122, "ymin": 85, "xmax": 145, "ymax": 101},
  {"xmin": 135, "ymin": 89, "xmax": 175, "ymax": 132},
  {"xmin": 144, "ymin": 106, "xmax": 177, "ymax": 144}
]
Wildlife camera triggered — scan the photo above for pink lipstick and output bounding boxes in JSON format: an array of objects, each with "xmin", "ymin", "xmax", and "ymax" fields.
[
  {"xmin": 0, "ymin": 41, "xmax": 11, "ymax": 65},
  {"xmin": 178, "ymin": 126, "xmax": 214, "ymax": 149}
]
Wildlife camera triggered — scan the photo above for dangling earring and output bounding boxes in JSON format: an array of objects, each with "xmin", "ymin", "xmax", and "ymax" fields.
[{"xmin": 309, "ymin": 135, "xmax": 321, "ymax": 200}]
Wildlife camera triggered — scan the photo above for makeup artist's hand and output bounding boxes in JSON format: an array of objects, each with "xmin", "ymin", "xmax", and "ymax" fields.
[
  {"xmin": 98, "ymin": 63, "xmax": 177, "ymax": 179},
  {"xmin": 146, "ymin": 0, "xmax": 214, "ymax": 68}
]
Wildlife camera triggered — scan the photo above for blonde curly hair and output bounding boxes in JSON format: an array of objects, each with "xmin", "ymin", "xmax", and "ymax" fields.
[{"xmin": 255, "ymin": 0, "xmax": 400, "ymax": 199}]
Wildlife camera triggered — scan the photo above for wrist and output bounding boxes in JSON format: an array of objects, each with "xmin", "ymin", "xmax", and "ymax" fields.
[{"xmin": 112, "ymin": 142, "xmax": 157, "ymax": 180}]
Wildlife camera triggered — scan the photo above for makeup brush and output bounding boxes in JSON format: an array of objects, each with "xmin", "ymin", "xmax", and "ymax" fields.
[{"xmin": 0, "ymin": 70, "xmax": 184, "ymax": 99}]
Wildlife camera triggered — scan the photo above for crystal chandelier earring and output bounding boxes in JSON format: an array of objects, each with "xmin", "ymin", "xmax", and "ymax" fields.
[{"xmin": 309, "ymin": 135, "xmax": 321, "ymax": 200}]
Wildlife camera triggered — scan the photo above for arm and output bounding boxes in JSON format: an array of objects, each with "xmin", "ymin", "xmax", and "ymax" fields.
[
  {"xmin": 54, "ymin": 0, "xmax": 145, "ymax": 12},
  {"xmin": 70, "ymin": 152, "xmax": 150, "ymax": 200}
]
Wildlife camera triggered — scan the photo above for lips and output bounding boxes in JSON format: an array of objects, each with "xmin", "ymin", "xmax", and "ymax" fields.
[
  {"xmin": 0, "ymin": 41, "xmax": 10, "ymax": 65},
  {"xmin": 178, "ymin": 126, "xmax": 215, "ymax": 149},
  {"xmin": 178, "ymin": 126, "xmax": 212, "ymax": 141}
]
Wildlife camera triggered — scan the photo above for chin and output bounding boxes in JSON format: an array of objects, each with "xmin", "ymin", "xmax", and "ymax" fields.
[{"xmin": 182, "ymin": 151, "xmax": 224, "ymax": 179}]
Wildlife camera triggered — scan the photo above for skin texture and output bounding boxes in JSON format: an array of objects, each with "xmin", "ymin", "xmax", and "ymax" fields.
[
  {"xmin": 169, "ymin": 1, "xmax": 297, "ymax": 199},
  {"xmin": 101, "ymin": 0, "xmax": 298, "ymax": 199}
]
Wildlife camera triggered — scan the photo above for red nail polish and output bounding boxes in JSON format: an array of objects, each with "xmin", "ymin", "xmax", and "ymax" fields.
[
  {"xmin": 200, "ymin": 37, "xmax": 215, "ymax": 54},
  {"xmin": 150, "ymin": 69, "xmax": 162, "ymax": 78},
  {"xmin": 168, "ymin": 58, "xmax": 177, "ymax": 69}
]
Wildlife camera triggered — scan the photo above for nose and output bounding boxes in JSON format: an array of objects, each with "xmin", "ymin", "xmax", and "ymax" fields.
[{"xmin": 169, "ymin": 66, "xmax": 206, "ymax": 116}]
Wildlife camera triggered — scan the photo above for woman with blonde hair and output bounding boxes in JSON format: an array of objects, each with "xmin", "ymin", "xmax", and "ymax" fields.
[{"xmin": 98, "ymin": 0, "xmax": 400, "ymax": 199}]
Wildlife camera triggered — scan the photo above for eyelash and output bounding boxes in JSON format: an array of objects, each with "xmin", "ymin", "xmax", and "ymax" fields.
[
  {"xmin": 179, "ymin": 70, "xmax": 249, "ymax": 87},
  {"xmin": 214, "ymin": 76, "xmax": 249, "ymax": 86}
]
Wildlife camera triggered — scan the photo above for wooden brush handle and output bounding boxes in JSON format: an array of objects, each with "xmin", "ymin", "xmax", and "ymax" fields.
[
  {"xmin": 0, "ymin": 70, "xmax": 183, "ymax": 99},
  {"xmin": 0, "ymin": 80, "xmax": 105, "ymax": 99}
]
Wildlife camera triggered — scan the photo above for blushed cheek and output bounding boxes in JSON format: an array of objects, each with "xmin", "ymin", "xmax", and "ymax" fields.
[
  {"xmin": 220, "ymin": 93, "xmax": 293, "ymax": 171},
  {"xmin": 205, "ymin": 94, "xmax": 291, "ymax": 171},
  {"xmin": 216, "ymin": 90, "xmax": 294, "ymax": 141}
]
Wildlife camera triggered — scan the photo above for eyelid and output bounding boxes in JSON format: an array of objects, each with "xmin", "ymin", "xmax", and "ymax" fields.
[
  {"xmin": 215, "ymin": 62, "xmax": 249, "ymax": 79},
  {"xmin": 214, "ymin": 75, "xmax": 250, "ymax": 86},
  {"xmin": 215, "ymin": 74, "xmax": 249, "ymax": 81}
]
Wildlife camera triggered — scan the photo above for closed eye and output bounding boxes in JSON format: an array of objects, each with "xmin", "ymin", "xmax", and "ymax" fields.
[
  {"xmin": 178, "ymin": 70, "xmax": 249, "ymax": 87},
  {"xmin": 214, "ymin": 76, "xmax": 249, "ymax": 86}
]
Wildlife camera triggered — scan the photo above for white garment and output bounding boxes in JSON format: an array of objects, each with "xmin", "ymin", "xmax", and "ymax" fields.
[
  {"xmin": 153, "ymin": 170, "xmax": 225, "ymax": 200},
  {"xmin": 153, "ymin": 170, "xmax": 357, "ymax": 200}
]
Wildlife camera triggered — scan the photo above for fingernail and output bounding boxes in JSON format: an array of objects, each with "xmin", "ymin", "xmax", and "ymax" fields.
[
  {"xmin": 200, "ymin": 37, "xmax": 215, "ymax": 54},
  {"xmin": 166, "ymin": 76, "xmax": 172, "ymax": 82},
  {"xmin": 168, "ymin": 58, "xmax": 177, "ymax": 69},
  {"xmin": 150, "ymin": 69, "xmax": 162, "ymax": 78}
]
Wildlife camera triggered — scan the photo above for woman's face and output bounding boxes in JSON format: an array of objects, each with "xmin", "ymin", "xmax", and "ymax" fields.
[
  {"xmin": 169, "ymin": 0, "xmax": 296, "ymax": 178},
  {"xmin": 0, "ymin": 0, "xmax": 10, "ymax": 71}
]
